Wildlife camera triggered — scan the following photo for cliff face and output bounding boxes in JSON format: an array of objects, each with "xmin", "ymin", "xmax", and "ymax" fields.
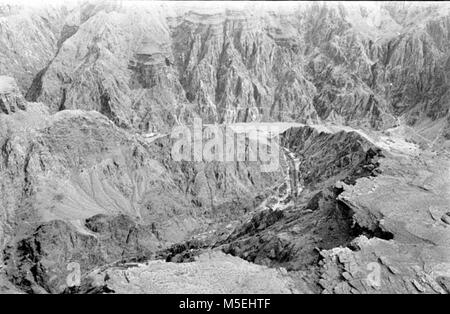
[
  {"xmin": 0, "ymin": 76, "xmax": 27, "ymax": 114},
  {"xmin": 5, "ymin": 1, "xmax": 447, "ymax": 138},
  {"xmin": 0, "ymin": 3, "xmax": 441, "ymax": 137},
  {"xmin": 1, "ymin": 1, "xmax": 450, "ymax": 294},
  {"xmin": 0, "ymin": 77, "xmax": 284, "ymax": 292}
]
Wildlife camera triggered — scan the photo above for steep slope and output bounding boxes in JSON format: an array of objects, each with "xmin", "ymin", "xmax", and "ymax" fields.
[
  {"xmin": 18, "ymin": 1, "xmax": 450, "ymax": 143},
  {"xmin": 99, "ymin": 123, "xmax": 449, "ymax": 294},
  {"xmin": 0, "ymin": 76, "xmax": 26, "ymax": 114},
  {"xmin": 0, "ymin": 3, "xmax": 68, "ymax": 92},
  {"xmin": 1, "ymin": 1, "xmax": 450, "ymax": 294},
  {"xmin": 13, "ymin": 2, "xmax": 383, "ymax": 131},
  {"xmin": 25, "ymin": 2, "xmax": 187, "ymax": 132},
  {"xmin": 0, "ymin": 78, "xmax": 283, "ymax": 293}
]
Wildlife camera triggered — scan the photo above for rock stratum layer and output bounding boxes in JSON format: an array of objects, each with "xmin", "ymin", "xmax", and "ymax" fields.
[{"xmin": 0, "ymin": 1, "xmax": 449, "ymax": 294}]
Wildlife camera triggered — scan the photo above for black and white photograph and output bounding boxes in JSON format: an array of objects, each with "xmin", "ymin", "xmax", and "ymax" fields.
[{"xmin": 0, "ymin": 0, "xmax": 449, "ymax": 299}]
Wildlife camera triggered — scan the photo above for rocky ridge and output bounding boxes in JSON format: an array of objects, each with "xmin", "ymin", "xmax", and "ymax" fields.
[
  {"xmin": 0, "ymin": 1, "xmax": 448, "ymax": 140},
  {"xmin": 0, "ymin": 1, "xmax": 449, "ymax": 294}
]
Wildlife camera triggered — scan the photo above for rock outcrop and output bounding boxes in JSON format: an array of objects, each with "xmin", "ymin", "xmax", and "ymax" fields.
[
  {"xmin": 70, "ymin": 251, "xmax": 300, "ymax": 294},
  {"xmin": 0, "ymin": 82, "xmax": 283, "ymax": 292},
  {"xmin": 0, "ymin": 1, "xmax": 450, "ymax": 294},
  {"xmin": 0, "ymin": 2, "xmax": 447, "ymax": 140},
  {"xmin": 0, "ymin": 3, "xmax": 67, "ymax": 93},
  {"xmin": 0, "ymin": 76, "xmax": 27, "ymax": 114}
]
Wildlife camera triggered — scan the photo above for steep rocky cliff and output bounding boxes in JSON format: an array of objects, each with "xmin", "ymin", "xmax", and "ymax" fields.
[
  {"xmin": 0, "ymin": 76, "xmax": 27, "ymax": 114},
  {"xmin": 7, "ymin": 1, "xmax": 447, "ymax": 138},
  {"xmin": 0, "ymin": 1, "xmax": 449, "ymax": 294},
  {"xmin": 0, "ymin": 77, "xmax": 283, "ymax": 292}
]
